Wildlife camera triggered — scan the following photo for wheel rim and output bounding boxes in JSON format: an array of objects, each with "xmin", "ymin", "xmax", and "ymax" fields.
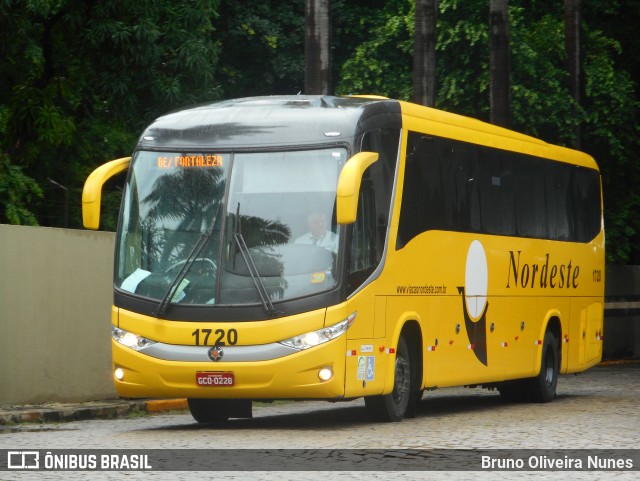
[
  {"xmin": 392, "ymin": 354, "xmax": 410, "ymax": 404},
  {"xmin": 544, "ymin": 348, "xmax": 555, "ymax": 387}
]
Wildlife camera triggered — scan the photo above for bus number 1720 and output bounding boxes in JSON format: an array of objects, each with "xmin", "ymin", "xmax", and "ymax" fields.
[{"xmin": 192, "ymin": 328, "xmax": 238, "ymax": 346}]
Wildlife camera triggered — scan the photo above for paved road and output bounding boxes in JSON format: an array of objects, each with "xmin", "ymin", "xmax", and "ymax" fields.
[{"xmin": 1, "ymin": 364, "xmax": 638, "ymax": 480}]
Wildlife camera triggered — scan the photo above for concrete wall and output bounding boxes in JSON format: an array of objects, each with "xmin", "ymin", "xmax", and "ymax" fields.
[
  {"xmin": 0, "ymin": 224, "xmax": 638, "ymax": 406},
  {"xmin": 0, "ymin": 224, "xmax": 116, "ymax": 405},
  {"xmin": 603, "ymin": 265, "xmax": 640, "ymax": 360}
]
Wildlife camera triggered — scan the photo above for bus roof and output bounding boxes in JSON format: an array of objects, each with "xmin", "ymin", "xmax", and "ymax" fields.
[
  {"xmin": 136, "ymin": 95, "xmax": 597, "ymax": 170},
  {"xmin": 137, "ymin": 95, "xmax": 401, "ymax": 151},
  {"xmin": 398, "ymin": 99, "xmax": 598, "ymax": 170}
]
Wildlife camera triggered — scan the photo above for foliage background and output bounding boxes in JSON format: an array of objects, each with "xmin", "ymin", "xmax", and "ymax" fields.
[{"xmin": 0, "ymin": 0, "xmax": 638, "ymax": 263}]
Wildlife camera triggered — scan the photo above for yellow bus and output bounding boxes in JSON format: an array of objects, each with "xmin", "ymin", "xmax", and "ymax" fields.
[{"xmin": 83, "ymin": 96, "xmax": 605, "ymax": 422}]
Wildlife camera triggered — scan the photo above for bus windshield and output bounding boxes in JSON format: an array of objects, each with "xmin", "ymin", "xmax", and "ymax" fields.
[{"xmin": 116, "ymin": 148, "xmax": 348, "ymax": 310}]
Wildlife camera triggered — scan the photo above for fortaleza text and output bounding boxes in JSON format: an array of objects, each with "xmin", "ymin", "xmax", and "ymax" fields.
[
  {"xmin": 481, "ymin": 455, "xmax": 633, "ymax": 470},
  {"xmin": 157, "ymin": 154, "xmax": 223, "ymax": 169}
]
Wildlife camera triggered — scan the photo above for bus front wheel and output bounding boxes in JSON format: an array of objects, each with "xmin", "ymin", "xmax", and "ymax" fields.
[{"xmin": 365, "ymin": 335, "xmax": 412, "ymax": 422}]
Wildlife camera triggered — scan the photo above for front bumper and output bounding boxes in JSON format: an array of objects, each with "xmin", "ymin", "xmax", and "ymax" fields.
[{"xmin": 112, "ymin": 336, "xmax": 347, "ymax": 399}]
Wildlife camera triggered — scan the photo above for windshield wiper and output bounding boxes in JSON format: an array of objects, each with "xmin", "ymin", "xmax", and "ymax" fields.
[
  {"xmin": 155, "ymin": 204, "xmax": 221, "ymax": 318},
  {"xmin": 233, "ymin": 232, "xmax": 279, "ymax": 317},
  {"xmin": 232, "ymin": 203, "xmax": 279, "ymax": 317}
]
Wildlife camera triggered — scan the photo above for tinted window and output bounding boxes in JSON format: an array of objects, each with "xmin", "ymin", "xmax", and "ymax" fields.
[
  {"xmin": 348, "ymin": 128, "xmax": 400, "ymax": 294},
  {"xmin": 397, "ymin": 132, "xmax": 601, "ymax": 248},
  {"xmin": 514, "ymin": 158, "xmax": 547, "ymax": 238},
  {"xmin": 478, "ymin": 150, "xmax": 515, "ymax": 236}
]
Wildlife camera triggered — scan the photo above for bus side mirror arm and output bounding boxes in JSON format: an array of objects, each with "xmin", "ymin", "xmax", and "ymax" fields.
[
  {"xmin": 82, "ymin": 157, "xmax": 131, "ymax": 230},
  {"xmin": 336, "ymin": 151, "xmax": 379, "ymax": 225}
]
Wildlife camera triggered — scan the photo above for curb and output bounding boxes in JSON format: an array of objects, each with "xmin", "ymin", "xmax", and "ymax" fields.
[
  {"xmin": 598, "ymin": 359, "xmax": 640, "ymax": 366},
  {"xmin": 146, "ymin": 398, "xmax": 188, "ymax": 412},
  {"xmin": 0, "ymin": 399, "xmax": 188, "ymax": 426}
]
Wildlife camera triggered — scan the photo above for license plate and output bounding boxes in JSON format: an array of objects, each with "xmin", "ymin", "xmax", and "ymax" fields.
[{"xmin": 196, "ymin": 371, "xmax": 235, "ymax": 387}]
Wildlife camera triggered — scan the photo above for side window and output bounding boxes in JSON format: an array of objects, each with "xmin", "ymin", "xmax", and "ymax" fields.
[
  {"xmin": 397, "ymin": 133, "xmax": 431, "ymax": 248},
  {"xmin": 360, "ymin": 128, "xmax": 399, "ymax": 258},
  {"xmin": 347, "ymin": 128, "xmax": 400, "ymax": 292},
  {"xmin": 447, "ymin": 144, "xmax": 479, "ymax": 233},
  {"xmin": 571, "ymin": 166, "xmax": 601, "ymax": 242},
  {"xmin": 397, "ymin": 131, "xmax": 601, "ymax": 245},
  {"xmin": 398, "ymin": 133, "xmax": 470, "ymax": 247},
  {"xmin": 348, "ymin": 179, "xmax": 377, "ymax": 292},
  {"xmin": 478, "ymin": 150, "xmax": 515, "ymax": 236},
  {"xmin": 515, "ymin": 158, "xmax": 547, "ymax": 238},
  {"xmin": 545, "ymin": 162, "xmax": 572, "ymax": 241}
]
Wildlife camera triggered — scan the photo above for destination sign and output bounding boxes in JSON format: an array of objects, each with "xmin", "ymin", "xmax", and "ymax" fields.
[{"xmin": 157, "ymin": 154, "xmax": 224, "ymax": 168}]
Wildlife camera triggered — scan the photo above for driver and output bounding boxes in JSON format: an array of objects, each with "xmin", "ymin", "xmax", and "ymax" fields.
[{"xmin": 295, "ymin": 212, "xmax": 338, "ymax": 253}]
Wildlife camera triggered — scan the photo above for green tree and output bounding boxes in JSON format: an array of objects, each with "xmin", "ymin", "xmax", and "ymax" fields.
[
  {"xmin": 508, "ymin": 6, "xmax": 577, "ymax": 142},
  {"xmin": 0, "ymin": 0, "xmax": 222, "ymax": 229},
  {"xmin": 583, "ymin": 1, "xmax": 640, "ymax": 263},
  {"xmin": 1, "ymin": 0, "xmax": 639, "ymax": 263},
  {"xmin": 581, "ymin": 27, "xmax": 640, "ymax": 263},
  {"xmin": 0, "ymin": 154, "xmax": 43, "ymax": 225},
  {"xmin": 564, "ymin": 0, "xmax": 583, "ymax": 148},
  {"xmin": 413, "ymin": 0, "xmax": 438, "ymax": 106},
  {"xmin": 305, "ymin": 0, "xmax": 332, "ymax": 94},
  {"xmin": 216, "ymin": 0, "xmax": 305, "ymax": 97},
  {"xmin": 490, "ymin": 0, "xmax": 510, "ymax": 127},
  {"xmin": 336, "ymin": 0, "xmax": 414, "ymax": 99},
  {"xmin": 336, "ymin": 0, "xmax": 639, "ymax": 263}
]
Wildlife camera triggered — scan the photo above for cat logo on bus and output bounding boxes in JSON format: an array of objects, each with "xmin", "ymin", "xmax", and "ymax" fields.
[{"xmin": 458, "ymin": 240, "xmax": 489, "ymax": 366}]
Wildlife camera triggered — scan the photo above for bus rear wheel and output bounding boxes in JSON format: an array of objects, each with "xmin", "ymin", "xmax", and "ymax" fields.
[
  {"xmin": 498, "ymin": 330, "xmax": 558, "ymax": 403},
  {"xmin": 527, "ymin": 330, "xmax": 559, "ymax": 403},
  {"xmin": 187, "ymin": 398, "xmax": 252, "ymax": 423},
  {"xmin": 365, "ymin": 335, "xmax": 412, "ymax": 422}
]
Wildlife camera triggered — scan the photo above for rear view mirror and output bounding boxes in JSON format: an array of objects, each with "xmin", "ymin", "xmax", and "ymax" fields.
[
  {"xmin": 336, "ymin": 151, "xmax": 379, "ymax": 224},
  {"xmin": 82, "ymin": 157, "xmax": 131, "ymax": 229}
]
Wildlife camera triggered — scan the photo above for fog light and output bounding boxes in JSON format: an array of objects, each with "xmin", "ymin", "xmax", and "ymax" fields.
[
  {"xmin": 114, "ymin": 367, "xmax": 124, "ymax": 381},
  {"xmin": 318, "ymin": 367, "xmax": 333, "ymax": 382}
]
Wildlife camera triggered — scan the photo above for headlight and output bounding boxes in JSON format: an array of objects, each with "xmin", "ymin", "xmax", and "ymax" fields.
[
  {"xmin": 112, "ymin": 326, "xmax": 156, "ymax": 351},
  {"xmin": 279, "ymin": 312, "xmax": 356, "ymax": 351}
]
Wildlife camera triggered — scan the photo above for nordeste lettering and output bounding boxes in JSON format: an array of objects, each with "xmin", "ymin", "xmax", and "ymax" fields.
[{"xmin": 506, "ymin": 251, "xmax": 580, "ymax": 289}]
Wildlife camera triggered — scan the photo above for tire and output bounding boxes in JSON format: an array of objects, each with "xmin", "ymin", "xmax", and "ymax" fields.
[
  {"xmin": 499, "ymin": 330, "xmax": 559, "ymax": 403},
  {"xmin": 365, "ymin": 335, "xmax": 412, "ymax": 422},
  {"xmin": 187, "ymin": 398, "xmax": 233, "ymax": 423},
  {"xmin": 497, "ymin": 379, "xmax": 528, "ymax": 402},
  {"xmin": 527, "ymin": 330, "xmax": 559, "ymax": 403}
]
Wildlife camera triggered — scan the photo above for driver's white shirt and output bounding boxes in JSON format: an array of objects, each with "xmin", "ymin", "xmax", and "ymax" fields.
[{"xmin": 295, "ymin": 231, "xmax": 338, "ymax": 253}]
